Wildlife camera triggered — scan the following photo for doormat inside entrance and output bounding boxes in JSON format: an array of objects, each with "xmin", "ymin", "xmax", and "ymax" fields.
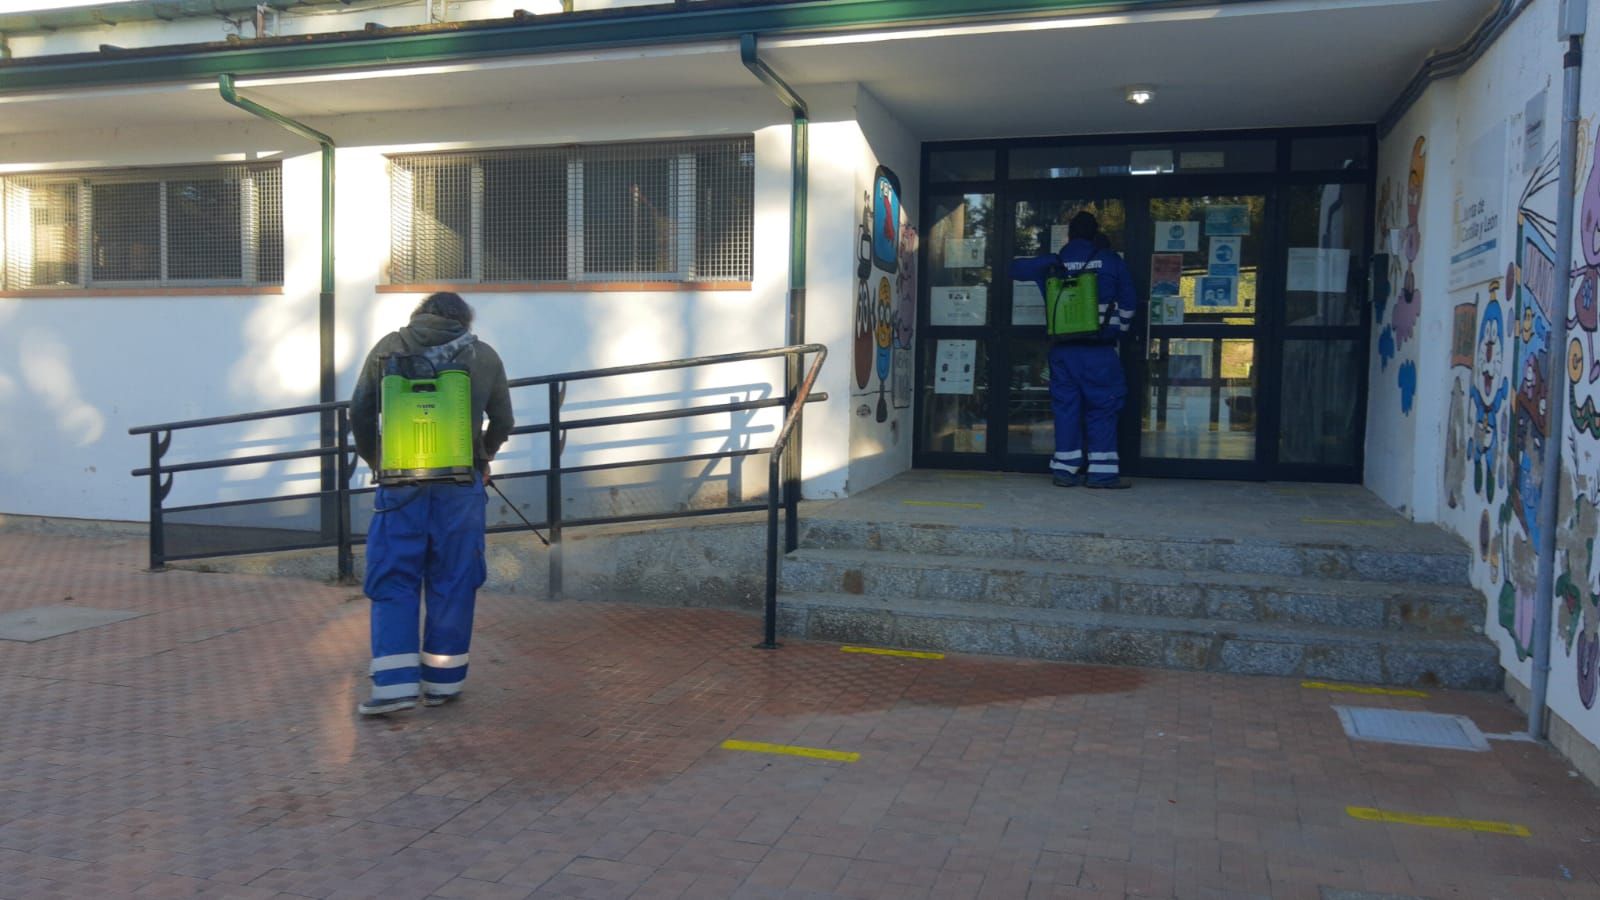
[
  {"xmin": 0, "ymin": 605, "xmax": 145, "ymax": 643},
  {"xmin": 1334, "ymin": 706, "xmax": 1489, "ymax": 751}
]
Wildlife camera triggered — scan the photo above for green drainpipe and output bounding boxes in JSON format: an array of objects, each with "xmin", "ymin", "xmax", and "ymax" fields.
[
  {"xmin": 741, "ymin": 33, "xmax": 807, "ymax": 550},
  {"xmin": 218, "ymin": 74, "xmax": 341, "ymax": 549}
]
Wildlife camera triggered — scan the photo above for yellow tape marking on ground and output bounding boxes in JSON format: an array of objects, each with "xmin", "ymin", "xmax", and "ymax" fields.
[
  {"xmin": 901, "ymin": 500, "xmax": 985, "ymax": 510},
  {"xmin": 841, "ymin": 646, "xmax": 945, "ymax": 660},
  {"xmin": 1300, "ymin": 517, "xmax": 1400, "ymax": 528},
  {"xmin": 1346, "ymin": 806, "xmax": 1531, "ymax": 837},
  {"xmin": 720, "ymin": 740, "xmax": 860, "ymax": 762},
  {"xmin": 1301, "ymin": 681, "xmax": 1429, "ymax": 698}
]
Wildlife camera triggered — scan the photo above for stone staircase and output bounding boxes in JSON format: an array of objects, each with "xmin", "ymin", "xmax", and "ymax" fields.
[{"xmin": 777, "ymin": 518, "xmax": 1501, "ymax": 690}]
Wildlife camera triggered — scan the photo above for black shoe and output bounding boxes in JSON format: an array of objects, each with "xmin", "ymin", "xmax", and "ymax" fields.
[
  {"xmin": 357, "ymin": 696, "xmax": 418, "ymax": 716},
  {"xmin": 423, "ymin": 693, "xmax": 460, "ymax": 707},
  {"xmin": 1085, "ymin": 478, "xmax": 1132, "ymax": 490},
  {"xmin": 1051, "ymin": 475, "xmax": 1080, "ymax": 488}
]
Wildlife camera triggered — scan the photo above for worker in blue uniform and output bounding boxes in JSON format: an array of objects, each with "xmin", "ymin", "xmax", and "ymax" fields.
[
  {"xmin": 350, "ymin": 292, "xmax": 514, "ymax": 715},
  {"xmin": 1009, "ymin": 212, "xmax": 1137, "ymax": 488}
]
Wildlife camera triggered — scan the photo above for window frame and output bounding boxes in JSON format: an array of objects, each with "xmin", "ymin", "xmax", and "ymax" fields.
[
  {"xmin": 0, "ymin": 162, "xmax": 283, "ymax": 293},
  {"xmin": 385, "ymin": 138, "xmax": 754, "ymax": 289}
]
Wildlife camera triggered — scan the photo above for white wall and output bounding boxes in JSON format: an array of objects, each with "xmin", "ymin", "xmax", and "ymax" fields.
[
  {"xmin": 1370, "ymin": 0, "xmax": 1600, "ymax": 756},
  {"xmin": 0, "ymin": 83, "xmax": 873, "ymax": 521}
]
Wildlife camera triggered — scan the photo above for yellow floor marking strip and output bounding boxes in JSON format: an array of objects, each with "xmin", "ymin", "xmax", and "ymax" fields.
[
  {"xmin": 721, "ymin": 740, "xmax": 860, "ymax": 762},
  {"xmin": 841, "ymin": 646, "xmax": 945, "ymax": 660},
  {"xmin": 1346, "ymin": 806, "xmax": 1531, "ymax": 837},
  {"xmin": 1301, "ymin": 518, "xmax": 1399, "ymax": 528},
  {"xmin": 901, "ymin": 500, "xmax": 985, "ymax": 509},
  {"xmin": 1301, "ymin": 681, "xmax": 1429, "ymax": 698}
]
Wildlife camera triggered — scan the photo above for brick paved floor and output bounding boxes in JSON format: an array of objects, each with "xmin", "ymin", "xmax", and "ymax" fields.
[{"xmin": 2, "ymin": 531, "xmax": 1600, "ymax": 900}]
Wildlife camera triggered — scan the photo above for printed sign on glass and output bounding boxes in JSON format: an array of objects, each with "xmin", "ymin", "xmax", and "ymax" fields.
[
  {"xmin": 1208, "ymin": 237, "xmax": 1241, "ymax": 277},
  {"xmin": 1156, "ymin": 221, "xmax": 1199, "ymax": 252},
  {"xmin": 1204, "ymin": 205, "xmax": 1251, "ymax": 236},
  {"xmin": 1198, "ymin": 276, "xmax": 1237, "ymax": 308}
]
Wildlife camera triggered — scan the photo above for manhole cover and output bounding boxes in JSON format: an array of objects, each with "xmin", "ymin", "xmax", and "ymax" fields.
[
  {"xmin": 0, "ymin": 605, "xmax": 144, "ymax": 642},
  {"xmin": 1334, "ymin": 706, "xmax": 1489, "ymax": 751}
]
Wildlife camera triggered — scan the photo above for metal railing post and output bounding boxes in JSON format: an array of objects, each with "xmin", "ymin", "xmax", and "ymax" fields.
[
  {"xmin": 760, "ymin": 452, "xmax": 782, "ymax": 649},
  {"xmin": 147, "ymin": 430, "xmax": 171, "ymax": 571},
  {"xmin": 783, "ymin": 351, "xmax": 801, "ymax": 552},
  {"xmin": 335, "ymin": 406, "xmax": 354, "ymax": 584},
  {"xmin": 547, "ymin": 381, "xmax": 565, "ymax": 602}
]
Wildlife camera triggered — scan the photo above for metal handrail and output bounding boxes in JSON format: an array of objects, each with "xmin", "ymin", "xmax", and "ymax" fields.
[
  {"xmin": 130, "ymin": 400, "xmax": 346, "ymax": 435},
  {"xmin": 758, "ymin": 343, "xmax": 827, "ymax": 648},
  {"xmin": 129, "ymin": 343, "xmax": 828, "ymax": 645}
]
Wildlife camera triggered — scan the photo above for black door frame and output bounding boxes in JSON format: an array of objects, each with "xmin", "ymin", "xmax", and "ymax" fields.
[{"xmin": 913, "ymin": 126, "xmax": 1377, "ymax": 483}]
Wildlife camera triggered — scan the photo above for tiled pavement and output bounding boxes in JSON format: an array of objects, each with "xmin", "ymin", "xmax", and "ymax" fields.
[{"xmin": 1, "ymin": 531, "xmax": 1599, "ymax": 899}]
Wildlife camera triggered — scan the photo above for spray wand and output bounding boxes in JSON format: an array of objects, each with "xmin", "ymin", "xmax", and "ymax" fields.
[{"xmin": 487, "ymin": 479, "xmax": 550, "ymax": 547}]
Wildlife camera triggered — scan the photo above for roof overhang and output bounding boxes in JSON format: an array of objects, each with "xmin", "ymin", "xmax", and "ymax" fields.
[{"xmin": 0, "ymin": 0, "xmax": 1501, "ymax": 146}]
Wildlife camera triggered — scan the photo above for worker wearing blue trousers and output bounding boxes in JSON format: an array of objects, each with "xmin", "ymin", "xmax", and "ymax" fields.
[
  {"xmin": 350, "ymin": 293, "xmax": 514, "ymax": 716},
  {"xmin": 1009, "ymin": 212, "xmax": 1137, "ymax": 488}
]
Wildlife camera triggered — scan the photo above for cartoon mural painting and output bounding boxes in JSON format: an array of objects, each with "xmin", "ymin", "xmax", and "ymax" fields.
[
  {"xmin": 1391, "ymin": 137, "xmax": 1426, "ymax": 351},
  {"xmin": 855, "ymin": 203, "xmax": 875, "ymax": 393},
  {"xmin": 893, "ymin": 224, "xmax": 918, "ymax": 411},
  {"xmin": 1470, "ymin": 298, "xmax": 1509, "ymax": 502},
  {"xmin": 853, "ymin": 165, "xmax": 916, "ymax": 442},
  {"xmin": 1564, "ymin": 129, "xmax": 1600, "ymax": 707},
  {"xmin": 875, "ymin": 276, "xmax": 893, "ymax": 422},
  {"xmin": 873, "ymin": 167, "xmax": 900, "ymax": 274}
]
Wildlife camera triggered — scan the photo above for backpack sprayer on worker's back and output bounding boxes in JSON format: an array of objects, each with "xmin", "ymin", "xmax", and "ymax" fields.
[
  {"xmin": 374, "ymin": 333, "xmax": 550, "ymax": 545},
  {"xmin": 377, "ymin": 333, "xmax": 477, "ymax": 485}
]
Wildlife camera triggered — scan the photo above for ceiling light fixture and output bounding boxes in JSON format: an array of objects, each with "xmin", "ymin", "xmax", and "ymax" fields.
[{"xmin": 1125, "ymin": 86, "xmax": 1155, "ymax": 106}]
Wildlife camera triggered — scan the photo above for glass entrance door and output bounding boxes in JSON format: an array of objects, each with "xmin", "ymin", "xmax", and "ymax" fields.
[
  {"xmin": 1139, "ymin": 194, "xmax": 1267, "ymax": 476},
  {"xmin": 914, "ymin": 131, "xmax": 1374, "ymax": 482}
]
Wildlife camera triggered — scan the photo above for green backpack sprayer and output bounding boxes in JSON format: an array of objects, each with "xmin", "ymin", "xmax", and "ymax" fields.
[
  {"xmin": 1044, "ymin": 249, "xmax": 1107, "ymax": 339},
  {"xmin": 374, "ymin": 332, "xmax": 549, "ymax": 545},
  {"xmin": 377, "ymin": 334, "xmax": 477, "ymax": 485}
]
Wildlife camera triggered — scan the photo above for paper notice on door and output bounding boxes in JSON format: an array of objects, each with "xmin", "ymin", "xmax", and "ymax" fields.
[
  {"xmin": 1050, "ymin": 224, "xmax": 1070, "ymax": 252},
  {"xmin": 1150, "ymin": 253, "xmax": 1183, "ymax": 297},
  {"xmin": 1286, "ymin": 247, "xmax": 1351, "ymax": 293},
  {"xmin": 1012, "ymin": 280, "xmax": 1046, "ymax": 326},
  {"xmin": 930, "ymin": 286, "xmax": 988, "ymax": 326},
  {"xmin": 1198, "ymin": 276, "xmax": 1237, "ymax": 308},
  {"xmin": 1208, "ymin": 237, "xmax": 1241, "ymax": 277},
  {"xmin": 933, "ymin": 339, "xmax": 977, "ymax": 395},
  {"xmin": 1155, "ymin": 221, "xmax": 1199, "ymax": 252},
  {"xmin": 1149, "ymin": 295, "xmax": 1185, "ymax": 326},
  {"xmin": 944, "ymin": 238, "xmax": 986, "ymax": 268}
]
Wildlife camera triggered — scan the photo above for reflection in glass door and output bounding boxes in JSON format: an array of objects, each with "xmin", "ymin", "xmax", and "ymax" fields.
[{"xmin": 1141, "ymin": 195, "xmax": 1266, "ymax": 470}]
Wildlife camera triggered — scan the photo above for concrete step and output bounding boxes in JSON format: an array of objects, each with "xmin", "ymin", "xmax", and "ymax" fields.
[
  {"xmin": 779, "ymin": 548, "xmax": 1484, "ymax": 635},
  {"xmin": 799, "ymin": 519, "xmax": 1471, "ymax": 587},
  {"xmin": 778, "ymin": 592, "xmax": 1503, "ymax": 690}
]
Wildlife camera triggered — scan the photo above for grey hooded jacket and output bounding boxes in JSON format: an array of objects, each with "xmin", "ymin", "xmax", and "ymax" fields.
[{"xmin": 350, "ymin": 312, "xmax": 514, "ymax": 474}]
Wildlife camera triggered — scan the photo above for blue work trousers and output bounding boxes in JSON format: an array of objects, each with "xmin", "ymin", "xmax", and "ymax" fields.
[
  {"xmin": 1048, "ymin": 343, "xmax": 1127, "ymax": 484},
  {"xmin": 364, "ymin": 475, "xmax": 487, "ymax": 701}
]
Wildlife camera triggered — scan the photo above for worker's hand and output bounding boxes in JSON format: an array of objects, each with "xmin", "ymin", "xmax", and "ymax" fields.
[{"xmin": 482, "ymin": 463, "xmax": 492, "ymax": 489}]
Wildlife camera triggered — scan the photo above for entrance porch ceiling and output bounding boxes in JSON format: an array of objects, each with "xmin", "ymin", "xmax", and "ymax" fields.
[
  {"xmin": 763, "ymin": 0, "xmax": 1497, "ymax": 138},
  {"xmin": 0, "ymin": 0, "xmax": 1495, "ymax": 140}
]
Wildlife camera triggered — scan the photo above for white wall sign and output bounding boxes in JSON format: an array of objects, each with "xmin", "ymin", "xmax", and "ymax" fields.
[
  {"xmin": 1155, "ymin": 221, "xmax": 1199, "ymax": 252},
  {"xmin": 944, "ymin": 238, "xmax": 986, "ymax": 269},
  {"xmin": 930, "ymin": 286, "xmax": 988, "ymax": 326},
  {"xmin": 933, "ymin": 340, "xmax": 977, "ymax": 395},
  {"xmin": 1450, "ymin": 121, "xmax": 1508, "ymax": 291}
]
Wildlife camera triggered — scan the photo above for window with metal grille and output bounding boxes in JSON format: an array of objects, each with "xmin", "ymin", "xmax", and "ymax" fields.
[
  {"xmin": 0, "ymin": 163, "xmax": 283, "ymax": 291},
  {"xmin": 389, "ymin": 137, "xmax": 753, "ymax": 285}
]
